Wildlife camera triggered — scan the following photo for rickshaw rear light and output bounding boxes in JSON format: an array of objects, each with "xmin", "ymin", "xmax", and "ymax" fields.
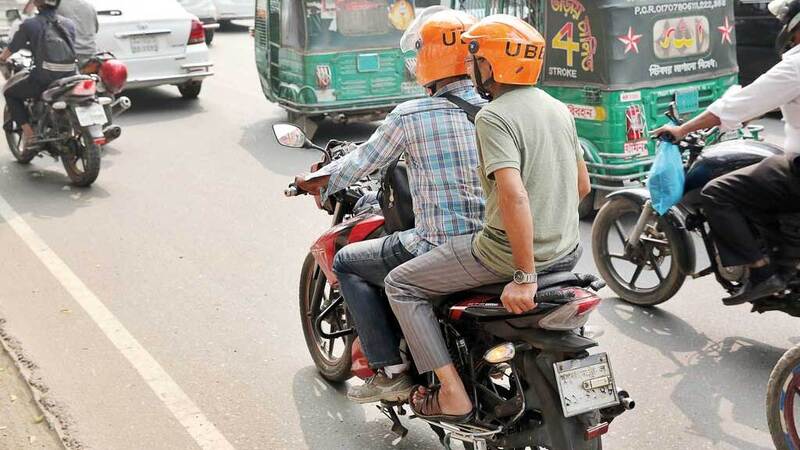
[
  {"xmin": 315, "ymin": 65, "xmax": 332, "ymax": 89},
  {"xmin": 625, "ymin": 104, "xmax": 647, "ymax": 141},
  {"xmin": 188, "ymin": 18, "xmax": 205, "ymax": 45}
]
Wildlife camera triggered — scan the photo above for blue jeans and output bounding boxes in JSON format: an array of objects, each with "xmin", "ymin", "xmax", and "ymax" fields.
[{"xmin": 332, "ymin": 233, "xmax": 415, "ymax": 368}]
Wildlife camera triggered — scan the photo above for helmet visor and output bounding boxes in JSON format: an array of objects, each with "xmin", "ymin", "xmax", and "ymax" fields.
[{"xmin": 399, "ymin": 5, "xmax": 447, "ymax": 53}]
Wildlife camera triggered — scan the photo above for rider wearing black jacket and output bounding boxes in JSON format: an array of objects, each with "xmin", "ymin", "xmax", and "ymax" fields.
[
  {"xmin": 654, "ymin": 0, "xmax": 800, "ymax": 304},
  {"xmin": 0, "ymin": 0, "xmax": 76, "ymax": 150}
]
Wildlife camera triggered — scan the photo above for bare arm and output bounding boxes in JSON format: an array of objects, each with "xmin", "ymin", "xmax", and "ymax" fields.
[
  {"xmin": 0, "ymin": 48, "xmax": 11, "ymax": 63},
  {"xmin": 652, "ymin": 110, "xmax": 722, "ymax": 141},
  {"xmin": 577, "ymin": 157, "xmax": 591, "ymax": 200}
]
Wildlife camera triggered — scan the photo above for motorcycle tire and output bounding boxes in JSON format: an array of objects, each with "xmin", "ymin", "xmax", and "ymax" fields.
[
  {"xmin": 3, "ymin": 105, "xmax": 35, "ymax": 164},
  {"xmin": 205, "ymin": 29, "xmax": 214, "ymax": 46},
  {"xmin": 62, "ymin": 132, "xmax": 101, "ymax": 187},
  {"xmin": 592, "ymin": 196, "xmax": 686, "ymax": 306},
  {"xmin": 299, "ymin": 252, "xmax": 353, "ymax": 383},
  {"xmin": 767, "ymin": 344, "xmax": 800, "ymax": 450}
]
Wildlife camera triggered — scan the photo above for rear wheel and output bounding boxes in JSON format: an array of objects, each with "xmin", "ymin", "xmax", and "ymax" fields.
[
  {"xmin": 62, "ymin": 131, "xmax": 101, "ymax": 187},
  {"xmin": 4, "ymin": 106, "xmax": 35, "ymax": 164},
  {"xmin": 767, "ymin": 344, "xmax": 800, "ymax": 450},
  {"xmin": 299, "ymin": 253, "xmax": 353, "ymax": 382},
  {"xmin": 205, "ymin": 29, "xmax": 215, "ymax": 45},
  {"xmin": 178, "ymin": 81, "xmax": 202, "ymax": 100},
  {"xmin": 592, "ymin": 196, "xmax": 686, "ymax": 306}
]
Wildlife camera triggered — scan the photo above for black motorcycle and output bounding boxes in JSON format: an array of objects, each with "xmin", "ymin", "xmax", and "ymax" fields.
[
  {"xmin": 592, "ymin": 109, "xmax": 800, "ymax": 316},
  {"xmin": 276, "ymin": 124, "xmax": 634, "ymax": 450},
  {"xmin": 2, "ymin": 50, "xmax": 112, "ymax": 187}
]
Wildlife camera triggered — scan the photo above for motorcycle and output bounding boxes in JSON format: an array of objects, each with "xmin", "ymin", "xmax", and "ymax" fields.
[
  {"xmin": 591, "ymin": 105, "xmax": 800, "ymax": 315},
  {"xmin": 275, "ymin": 123, "xmax": 634, "ymax": 450},
  {"xmin": 1, "ymin": 46, "xmax": 129, "ymax": 187},
  {"xmin": 767, "ymin": 343, "xmax": 800, "ymax": 450}
]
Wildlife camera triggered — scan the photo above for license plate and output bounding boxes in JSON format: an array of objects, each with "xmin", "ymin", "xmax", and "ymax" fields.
[
  {"xmin": 75, "ymin": 103, "xmax": 107, "ymax": 126},
  {"xmin": 130, "ymin": 35, "xmax": 159, "ymax": 54},
  {"xmin": 675, "ymin": 88, "xmax": 699, "ymax": 115},
  {"xmin": 554, "ymin": 353, "xmax": 620, "ymax": 417}
]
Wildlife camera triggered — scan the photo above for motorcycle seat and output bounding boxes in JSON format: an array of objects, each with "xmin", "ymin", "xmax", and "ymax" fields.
[
  {"xmin": 41, "ymin": 75, "xmax": 92, "ymax": 102},
  {"xmin": 458, "ymin": 272, "xmax": 604, "ymax": 297}
]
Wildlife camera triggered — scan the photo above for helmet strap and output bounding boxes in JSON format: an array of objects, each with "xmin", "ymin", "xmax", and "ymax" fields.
[{"xmin": 472, "ymin": 58, "xmax": 493, "ymax": 101}]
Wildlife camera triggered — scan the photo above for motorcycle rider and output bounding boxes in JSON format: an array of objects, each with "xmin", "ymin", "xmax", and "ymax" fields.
[
  {"xmin": 1, "ymin": 0, "xmax": 76, "ymax": 150},
  {"xmin": 653, "ymin": 0, "xmax": 800, "ymax": 305},
  {"xmin": 385, "ymin": 15, "xmax": 591, "ymax": 422},
  {"xmin": 293, "ymin": 9, "xmax": 486, "ymax": 404}
]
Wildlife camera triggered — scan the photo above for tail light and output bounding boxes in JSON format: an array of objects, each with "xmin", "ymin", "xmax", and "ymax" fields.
[
  {"xmin": 71, "ymin": 79, "xmax": 97, "ymax": 96},
  {"xmin": 315, "ymin": 65, "xmax": 332, "ymax": 89},
  {"xmin": 188, "ymin": 18, "xmax": 205, "ymax": 45},
  {"xmin": 539, "ymin": 289, "xmax": 601, "ymax": 331},
  {"xmin": 99, "ymin": 59, "xmax": 128, "ymax": 94},
  {"xmin": 625, "ymin": 104, "xmax": 647, "ymax": 141}
]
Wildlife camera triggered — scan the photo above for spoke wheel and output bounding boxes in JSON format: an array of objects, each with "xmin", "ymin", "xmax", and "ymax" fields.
[
  {"xmin": 592, "ymin": 196, "xmax": 686, "ymax": 306},
  {"xmin": 299, "ymin": 253, "xmax": 353, "ymax": 382},
  {"xmin": 4, "ymin": 106, "xmax": 35, "ymax": 164},
  {"xmin": 768, "ymin": 345, "xmax": 800, "ymax": 450}
]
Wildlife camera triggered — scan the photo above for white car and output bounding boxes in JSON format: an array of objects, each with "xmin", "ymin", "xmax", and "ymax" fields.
[
  {"xmin": 176, "ymin": 0, "xmax": 220, "ymax": 45},
  {"xmin": 213, "ymin": 0, "xmax": 253, "ymax": 23},
  {"xmin": 91, "ymin": 0, "xmax": 214, "ymax": 99}
]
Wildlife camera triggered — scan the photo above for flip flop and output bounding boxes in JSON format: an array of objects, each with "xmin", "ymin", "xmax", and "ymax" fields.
[{"xmin": 409, "ymin": 385, "xmax": 474, "ymax": 424}]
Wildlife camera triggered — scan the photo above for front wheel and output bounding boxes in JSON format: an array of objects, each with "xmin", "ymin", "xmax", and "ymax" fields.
[
  {"xmin": 767, "ymin": 345, "xmax": 800, "ymax": 450},
  {"xmin": 592, "ymin": 196, "xmax": 686, "ymax": 306},
  {"xmin": 178, "ymin": 81, "xmax": 202, "ymax": 100},
  {"xmin": 62, "ymin": 132, "xmax": 101, "ymax": 187},
  {"xmin": 3, "ymin": 105, "xmax": 35, "ymax": 164},
  {"xmin": 299, "ymin": 253, "xmax": 353, "ymax": 382}
]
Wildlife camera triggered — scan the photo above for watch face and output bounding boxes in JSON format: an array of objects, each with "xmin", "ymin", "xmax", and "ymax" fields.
[{"xmin": 513, "ymin": 271, "xmax": 525, "ymax": 283}]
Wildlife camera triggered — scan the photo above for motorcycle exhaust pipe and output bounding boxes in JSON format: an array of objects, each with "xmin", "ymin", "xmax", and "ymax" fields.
[
  {"xmin": 618, "ymin": 390, "xmax": 635, "ymax": 410},
  {"xmin": 111, "ymin": 96, "xmax": 132, "ymax": 117}
]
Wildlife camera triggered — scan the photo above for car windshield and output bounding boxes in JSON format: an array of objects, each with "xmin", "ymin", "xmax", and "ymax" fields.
[{"xmin": 306, "ymin": 0, "xmax": 430, "ymax": 51}]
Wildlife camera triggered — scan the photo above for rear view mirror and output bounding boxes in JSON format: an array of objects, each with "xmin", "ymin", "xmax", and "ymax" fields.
[
  {"xmin": 5, "ymin": 9, "xmax": 20, "ymax": 22},
  {"xmin": 273, "ymin": 123, "xmax": 307, "ymax": 148}
]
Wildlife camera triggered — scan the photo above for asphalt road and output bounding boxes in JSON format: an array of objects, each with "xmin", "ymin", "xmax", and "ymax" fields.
[{"xmin": 0, "ymin": 28, "xmax": 796, "ymax": 450}]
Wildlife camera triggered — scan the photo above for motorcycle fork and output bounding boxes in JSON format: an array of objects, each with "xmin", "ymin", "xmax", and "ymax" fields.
[
  {"xmin": 626, "ymin": 200, "xmax": 656, "ymax": 249},
  {"xmin": 312, "ymin": 202, "xmax": 354, "ymax": 340}
]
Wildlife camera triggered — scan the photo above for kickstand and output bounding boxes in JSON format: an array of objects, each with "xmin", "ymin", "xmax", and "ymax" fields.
[{"xmin": 378, "ymin": 404, "xmax": 408, "ymax": 439}]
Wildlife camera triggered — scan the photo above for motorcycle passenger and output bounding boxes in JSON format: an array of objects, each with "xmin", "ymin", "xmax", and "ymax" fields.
[
  {"xmin": 56, "ymin": 0, "xmax": 98, "ymax": 64},
  {"xmin": 293, "ymin": 9, "xmax": 486, "ymax": 404},
  {"xmin": 653, "ymin": 0, "xmax": 800, "ymax": 305},
  {"xmin": 1, "ymin": 0, "xmax": 76, "ymax": 150},
  {"xmin": 385, "ymin": 15, "xmax": 591, "ymax": 422}
]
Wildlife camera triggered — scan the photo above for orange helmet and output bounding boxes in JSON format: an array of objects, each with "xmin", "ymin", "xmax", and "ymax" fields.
[
  {"xmin": 462, "ymin": 14, "xmax": 546, "ymax": 86},
  {"xmin": 406, "ymin": 9, "xmax": 477, "ymax": 87}
]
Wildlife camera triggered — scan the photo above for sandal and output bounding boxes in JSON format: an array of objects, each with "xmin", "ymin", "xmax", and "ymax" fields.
[{"xmin": 409, "ymin": 385, "xmax": 474, "ymax": 424}]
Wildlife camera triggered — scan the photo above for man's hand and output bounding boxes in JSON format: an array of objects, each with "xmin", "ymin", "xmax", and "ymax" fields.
[
  {"xmin": 650, "ymin": 124, "xmax": 685, "ymax": 142},
  {"xmin": 500, "ymin": 282, "xmax": 538, "ymax": 314},
  {"xmin": 294, "ymin": 173, "xmax": 329, "ymax": 195}
]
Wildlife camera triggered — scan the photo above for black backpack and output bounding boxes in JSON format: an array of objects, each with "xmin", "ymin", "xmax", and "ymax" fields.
[
  {"xmin": 33, "ymin": 16, "xmax": 77, "ymax": 84},
  {"xmin": 378, "ymin": 95, "xmax": 482, "ymax": 234}
]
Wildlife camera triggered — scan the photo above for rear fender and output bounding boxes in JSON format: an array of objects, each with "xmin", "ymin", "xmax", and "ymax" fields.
[{"xmin": 606, "ymin": 188, "xmax": 697, "ymax": 275}]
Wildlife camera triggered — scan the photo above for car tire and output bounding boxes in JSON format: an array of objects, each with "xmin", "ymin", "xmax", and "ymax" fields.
[
  {"xmin": 178, "ymin": 81, "xmax": 202, "ymax": 100},
  {"xmin": 205, "ymin": 29, "xmax": 214, "ymax": 46}
]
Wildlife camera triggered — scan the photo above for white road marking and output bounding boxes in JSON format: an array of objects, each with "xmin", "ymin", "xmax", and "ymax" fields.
[{"xmin": 0, "ymin": 193, "xmax": 234, "ymax": 450}]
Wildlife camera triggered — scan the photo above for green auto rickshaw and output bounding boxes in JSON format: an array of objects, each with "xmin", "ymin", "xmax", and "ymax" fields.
[
  {"xmin": 254, "ymin": 0, "xmax": 444, "ymax": 137},
  {"xmin": 452, "ymin": 0, "xmax": 739, "ymax": 218}
]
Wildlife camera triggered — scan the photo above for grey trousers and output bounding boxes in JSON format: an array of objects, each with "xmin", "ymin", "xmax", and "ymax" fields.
[{"xmin": 385, "ymin": 233, "xmax": 581, "ymax": 373}]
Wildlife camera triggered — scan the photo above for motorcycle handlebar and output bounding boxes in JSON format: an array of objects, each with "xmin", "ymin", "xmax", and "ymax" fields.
[{"xmin": 284, "ymin": 183, "xmax": 306, "ymax": 197}]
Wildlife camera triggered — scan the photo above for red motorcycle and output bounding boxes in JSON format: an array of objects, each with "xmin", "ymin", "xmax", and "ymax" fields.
[{"xmin": 275, "ymin": 124, "xmax": 634, "ymax": 450}]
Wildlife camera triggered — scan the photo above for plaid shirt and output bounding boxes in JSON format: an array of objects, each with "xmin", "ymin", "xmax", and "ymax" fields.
[{"xmin": 321, "ymin": 80, "xmax": 486, "ymax": 255}]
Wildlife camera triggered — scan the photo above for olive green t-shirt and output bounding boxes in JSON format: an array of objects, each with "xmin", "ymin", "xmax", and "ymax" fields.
[{"xmin": 472, "ymin": 86, "xmax": 582, "ymax": 276}]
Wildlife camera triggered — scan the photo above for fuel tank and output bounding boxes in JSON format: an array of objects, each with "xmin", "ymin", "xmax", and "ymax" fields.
[{"xmin": 684, "ymin": 139, "xmax": 784, "ymax": 195}]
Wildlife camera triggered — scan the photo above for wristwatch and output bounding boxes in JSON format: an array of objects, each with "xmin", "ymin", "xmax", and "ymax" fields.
[{"xmin": 513, "ymin": 270, "xmax": 538, "ymax": 285}]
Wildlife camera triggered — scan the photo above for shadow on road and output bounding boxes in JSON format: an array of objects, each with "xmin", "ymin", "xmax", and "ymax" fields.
[
  {"xmin": 117, "ymin": 88, "xmax": 207, "ymax": 127},
  {"xmin": 291, "ymin": 366, "xmax": 437, "ymax": 449},
  {"xmin": 599, "ymin": 299, "xmax": 782, "ymax": 449}
]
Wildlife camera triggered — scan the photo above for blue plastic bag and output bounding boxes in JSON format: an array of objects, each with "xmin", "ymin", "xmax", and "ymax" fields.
[{"xmin": 648, "ymin": 138, "xmax": 685, "ymax": 215}]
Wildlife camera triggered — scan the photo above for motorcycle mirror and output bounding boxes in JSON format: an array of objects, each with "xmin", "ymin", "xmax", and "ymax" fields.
[
  {"xmin": 273, "ymin": 123, "xmax": 308, "ymax": 149},
  {"xmin": 5, "ymin": 9, "xmax": 20, "ymax": 22}
]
